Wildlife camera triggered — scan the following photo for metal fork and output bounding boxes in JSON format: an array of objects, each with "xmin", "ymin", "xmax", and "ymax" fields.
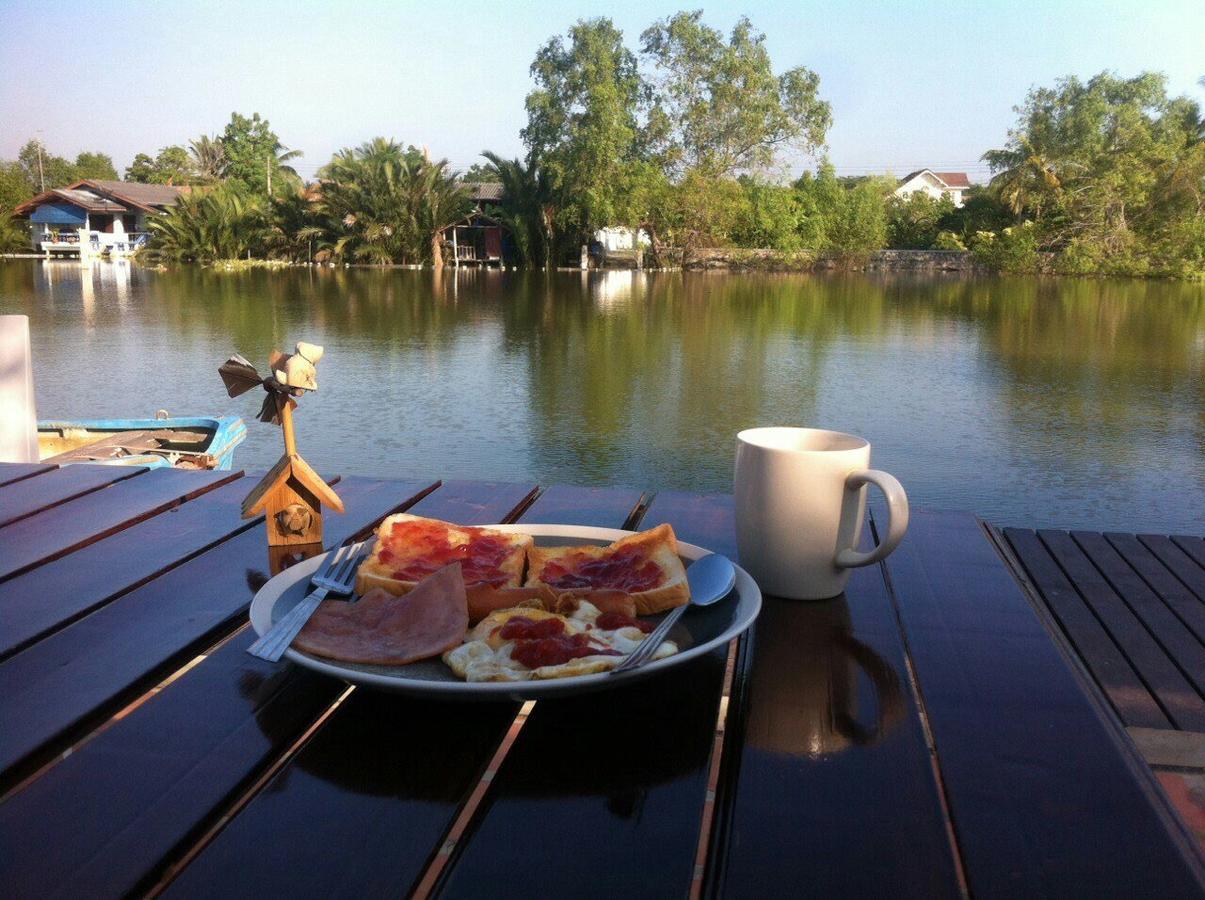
[
  {"xmin": 247, "ymin": 540, "xmax": 367, "ymax": 662},
  {"xmin": 610, "ymin": 606, "xmax": 686, "ymax": 674}
]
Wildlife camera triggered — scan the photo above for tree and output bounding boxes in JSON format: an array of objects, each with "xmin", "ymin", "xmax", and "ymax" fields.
[
  {"xmin": 0, "ymin": 160, "xmax": 33, "ymax": 251},
  {"xmin": 794, "ymin": 163, "xmax": 889, "ymax": 260},
  {"xmin": 310, "ymin": 138, "xmax": 468, "ymax": 265},
  {"xmin": 125, "ymin": 146, "xmax": 193, "ymax": 184},
  {"xmin": 522, "ymin": 18, "xmax": 647, "ymax": 250},
  {"xmin": 732, "ymin": 177, "xmax": 803, "ymax": 250},
  {"xmin": 640, "ymin": 12, "xmax": 831, "ymax": 178},
  {"xmin": 984, "ymin": 71, "xmax": 1204, "ymax": 274},
  {"xmin": 220, "ymin": 112, "xmax": 301, "ymax": 195},
  {"xmin": 886, "ymin": 191, "xmax": 955, "ymax": 249},
  {"xmin": 73, "ymin": 151, "xmax": 117, "ymax": 181},
  {"xmin": 149, "ymin": 183, "xmax": 267, "ymax": 262},
  {"xmin": 479, "ymin": 152, "xmax": 554, "ymax": 267},
  {"xmin": 189, "ymin": 135, "xmax": 227, "ymax": 182},
  {"xmin": 17, "ymin": 140, "xmax": 76, "ymax": 190}
]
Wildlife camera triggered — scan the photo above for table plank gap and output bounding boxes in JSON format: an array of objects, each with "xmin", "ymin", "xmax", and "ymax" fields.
[
  {"xmin": 157, "ymin": 480, "xmax": 545, "ymax": 899},
  {"xmin": 1075, "ymin": 532, "xmax": 1205, "ymax": 699},
  {"xmin": 0, "ymin": 474, "xmax": 260, "ymax": 661},
  {"xmin": 1106, "ymin": 532, "xmax": 1205, "ymax": 647},
  {"xmin": 435, "ymin": 490, "xmax": 743, "ymax": 900},
  {"xmin": 0, "ymin": 467, "xmax": 240, "ymax": 583},
  {"xmin": 0, "ymin": 476, "xmax": 437, "ymax": 791},
  {"xmin": 0, "ymin": 462, "xmax": 56, "ymax": 488},
  {"xmin": 1039, "ymin": 530, "xmax": 1205, "ymax": 729},
  {"xmin": 1138, "ymin": 534, "xmax": 1205, "ymax": 603},
  {"xmin": 0, "ymin": 463, "xmax": 145, "ymax": 528},
  {"xmin": 1003, "ymin": 528, "xmax": 1169, "ymax": 729},
  {"xmin": 1170, "ymin": 535, "xmax": 1205, "ymax": 571}
]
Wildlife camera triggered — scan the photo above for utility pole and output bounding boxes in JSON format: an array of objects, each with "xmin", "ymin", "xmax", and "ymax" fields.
[
  {"xmin": 36, "ymin": 139, "xmax": 45, "ymax": 192},
  {"xmin": 266, "ymin": 157, "xmax": 272, "ymax": 196}
]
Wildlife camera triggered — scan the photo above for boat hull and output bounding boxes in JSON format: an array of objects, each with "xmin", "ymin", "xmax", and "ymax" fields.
[{"xmin": 37, "ymin": 416, "xmax": 246, "ymax": 470}]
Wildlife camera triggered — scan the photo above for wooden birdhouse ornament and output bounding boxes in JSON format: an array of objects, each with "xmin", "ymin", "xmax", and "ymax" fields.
[{"xmin": 219, "ymin": 342, "xmax": 344, "ymax": 547}]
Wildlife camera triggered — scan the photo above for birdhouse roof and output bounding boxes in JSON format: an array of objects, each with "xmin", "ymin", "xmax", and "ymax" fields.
[{"xmin": 242, "ymin": 453, "xmax": 344, "ymax": 518}]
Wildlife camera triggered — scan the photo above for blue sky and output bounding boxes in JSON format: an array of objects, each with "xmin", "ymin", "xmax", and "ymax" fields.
[{"xmin": 1, "ymin": 0, "xmax": 1201, "ymax": 184}]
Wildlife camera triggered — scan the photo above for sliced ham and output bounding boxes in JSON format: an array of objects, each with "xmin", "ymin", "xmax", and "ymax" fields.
[{"xmin": 293, "ymin": 562, "xmax": 468, "ymax": 665}]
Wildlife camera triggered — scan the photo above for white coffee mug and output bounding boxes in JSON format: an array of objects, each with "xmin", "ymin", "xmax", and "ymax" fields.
[{"xmin": 734, "ymin": 427, "xmax": 909, "ymax": 600}]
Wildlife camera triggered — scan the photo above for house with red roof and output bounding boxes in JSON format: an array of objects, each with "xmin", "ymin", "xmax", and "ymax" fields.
[{"xmin": 894, "ymin": 170, "xmax": 971, "ymax": 207}]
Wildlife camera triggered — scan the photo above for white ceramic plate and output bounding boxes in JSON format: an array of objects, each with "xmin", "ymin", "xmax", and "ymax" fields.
[{"xmin": 248, "ymin": 523, "xmax": 761, "ymax": 701}]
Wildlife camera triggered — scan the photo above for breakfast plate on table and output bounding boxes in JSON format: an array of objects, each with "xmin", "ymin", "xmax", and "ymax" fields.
[{"xmin": 248, "ymin": 523, "xmax": 762, "ymax": 701}]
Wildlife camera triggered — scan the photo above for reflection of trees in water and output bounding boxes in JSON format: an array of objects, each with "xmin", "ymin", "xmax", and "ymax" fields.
[
  {"xmin": 921, "ymin": 277, "xmax": 1202, "ymax": 470},
  {"xmin": 518, "ymin": 271, "xmax": 859, "ymax": 486}
]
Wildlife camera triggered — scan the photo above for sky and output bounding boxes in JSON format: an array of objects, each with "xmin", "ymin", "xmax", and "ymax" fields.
[{"xmin": 1, "ymin": 0, "xmax": 1202, "ymax": 184}]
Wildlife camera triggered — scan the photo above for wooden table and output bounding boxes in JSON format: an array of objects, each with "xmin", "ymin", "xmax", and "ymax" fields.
[{"xmin": 0, "ymin": 462, "xmax": 1201, "ymax": 898}]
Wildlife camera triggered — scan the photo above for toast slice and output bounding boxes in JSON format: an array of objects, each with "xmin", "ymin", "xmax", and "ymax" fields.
[
  {"xmin": 355, "ymin": 514, "xmax": 532, "ymax": 599},
  {"xmin": 524, "ymin": 523, "xmax": 690, "ymax": 615}
]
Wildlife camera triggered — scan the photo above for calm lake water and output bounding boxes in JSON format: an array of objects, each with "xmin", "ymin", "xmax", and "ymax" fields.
[{"xmin": 1, "ymin": 260, "xmax": 1202, "ymax": 533}]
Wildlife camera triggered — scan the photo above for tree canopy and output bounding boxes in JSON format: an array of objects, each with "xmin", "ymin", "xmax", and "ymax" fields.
[{"xmin": 983, "ymin": 71, "xmax": 1204, "ymax": 275}]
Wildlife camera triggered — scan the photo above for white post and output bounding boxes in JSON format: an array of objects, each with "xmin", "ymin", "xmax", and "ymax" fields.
[
  {"xmin": 580, "ymin": 244, "xmax": 588, "ymax": 270},
  {"xmin": 452, "ymin": 227, "xmax": 459, "ymax": 269},
  {"xmin": 0, "ymin": 316, "xmax": 40, "ymax": 462}
]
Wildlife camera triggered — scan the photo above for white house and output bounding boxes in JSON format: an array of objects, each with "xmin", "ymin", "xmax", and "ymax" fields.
[
  {"xmin": 894, "ymin": 170, "xmax": 971, "ymax": 207},
  {"xmin": 592, "ymin": 226, "xmax": 651, "ymax": 253},
  {"xmin": 13, "ymin": 180, "xmax": 187, "ymax": 258}
]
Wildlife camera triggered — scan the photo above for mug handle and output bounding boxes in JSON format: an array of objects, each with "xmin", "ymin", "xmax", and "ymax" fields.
[
  {"xmin": 834, "ymin": 470, "xmax": 909, "ymax": 568},
  {"xmin": 833, "ymin": 634, "xmax": 905, "ymax": 746}
]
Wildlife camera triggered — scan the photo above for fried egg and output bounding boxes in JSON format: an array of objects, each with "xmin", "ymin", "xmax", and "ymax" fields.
[{"xmin": 442, "ymin": 601, "xmax": 678, "ymax": 682}]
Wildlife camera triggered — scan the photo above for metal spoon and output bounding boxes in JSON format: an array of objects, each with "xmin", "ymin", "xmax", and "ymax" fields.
[{"xmin": 610, "ymin": 553, "xmax": 737, "ymax": 673}]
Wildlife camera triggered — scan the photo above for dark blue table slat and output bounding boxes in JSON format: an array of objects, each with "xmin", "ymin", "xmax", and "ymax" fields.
[
  {"xmin": 0, "ymin": 475, "xmax": 259, "ymax": 660},
  {"xmin": 0, "ymin": 467, "xmax": 237, "ymax": 581},
  {"xmin": 0, "ymin": 462, "xmax": 55, "ymax": 488},
  {"xmin": 888, "ymin": 510, "xmax": 1204, "ymax": 897},
  {"xmin": 0, "ymin": 463, "xmax": 143, "ymax": 528},
  {"xmin": 0, "ymin": 476, "xmax": 434, "ymax": 785},
  {"xmin": 704, "ymin": 528, "xmax": 962, "ymax": 898}
]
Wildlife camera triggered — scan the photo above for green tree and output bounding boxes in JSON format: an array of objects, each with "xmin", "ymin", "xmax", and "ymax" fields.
[
  {"xmin": 886, "ymin": 192, "xmax": 955, "ymax": 249},
  {"xmin": 0, "ymin": 160, "xmax": 33, "ymax": 251},
  {"xmin": 149, "ymin": 183, "xmax": 267, "ymax": 262},
  {"xmin": 73, "ymin": 151, "xmax": 118, "ymax": 181},
  {"xmin": 731, "ymin": 178, "xmax": 802, "ymax": 250},
  {"xmin": 479, "ymin": 152, "xmax": 553, "ymax": 267},
  {"xmin": 794, "ymin": 163, "xmax": 889, "ymax": 260},
  {"xmin": 17, "ymin": 140, "xmax": 76, "ymax": 190},
  {"xmin": 522, "ymin": 17, "xmax": 647, "ymax": 252},
  {"xmin": 219, "ymin": 112, "xmax": 301, "ymax": 195},
  {"xmin": 189, "ymin": 135, "xmax": 227, "ymax": 182},
  {"xmin": 125, "ymin": 146, "xmax": 194, "ymax": 184},
  {"xmin": 983, "ymin": 71, "xmax": 1203, "ymax": 274},
  {"xmin": 640, "ymin": 12, "xmax": 831, "ymax": 178},
  {"xmin": 310, "ymin": 138, "xmax": 469, "ymax": 265}
]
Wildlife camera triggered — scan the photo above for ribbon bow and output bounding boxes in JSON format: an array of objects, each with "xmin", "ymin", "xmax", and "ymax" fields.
[{"xmin": 218, "ymin": 353, "xmax": 297, "ymax": 425}]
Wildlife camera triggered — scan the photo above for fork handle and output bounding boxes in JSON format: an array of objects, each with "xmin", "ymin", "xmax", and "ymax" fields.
[
  {"xmin": 247, "ymin": 587, "xmax": 330, "ymax": 662},
  {"xmin": 612, "ymin": 604, "xmax": 688, "ymax": 674}
]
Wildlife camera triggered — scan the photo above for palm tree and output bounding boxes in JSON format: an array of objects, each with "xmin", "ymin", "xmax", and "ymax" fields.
[
  {"xmin": 414, "ymin": 160, "xmax": 471, "ymax": 268},
  {"xmin": 481, "ymin": 152, "xmax": 554, "ymax": 268},
  {"xmin": 149, "ymin": 184, "xmax": 267, "ymax": 262},
  {"xmin": 189, "ymin": 135, "xmax": 227, "ymax": 182},
  {"xmin": 982, "ymin": 137, "xmax": 1063, "ymax": 219},
  {"xmin": 311, "ymin": 139, "xmax": 469, "ymax": 265}
]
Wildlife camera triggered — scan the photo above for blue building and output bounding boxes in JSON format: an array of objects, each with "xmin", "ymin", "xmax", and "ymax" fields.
[{"xmin": 13, "ymin": 180, "xmax": 186, "ymax": 258}]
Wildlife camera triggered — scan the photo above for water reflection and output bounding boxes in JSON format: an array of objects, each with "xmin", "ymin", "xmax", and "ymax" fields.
[{"xmin": 0, "ymin": 261, "xmax": 1200, "ymax": 532}]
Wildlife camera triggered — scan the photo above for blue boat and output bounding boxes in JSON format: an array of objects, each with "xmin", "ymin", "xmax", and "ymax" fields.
[{"xmin": 37, "ymin": 415, "xmax": 246, "ymax": 470}]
